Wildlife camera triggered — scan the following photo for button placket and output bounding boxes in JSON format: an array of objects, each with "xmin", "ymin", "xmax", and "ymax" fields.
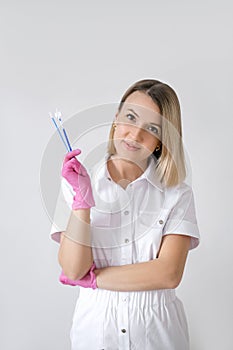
[
  {"xmin": 123, "ymin": 210, "xmax": 130, "ymax": 247},
  {"xmin": 121, "ymin": 233, "xmax": 132, "ymax": 263},
  {"xmin": 120, "ymin": 191, "xmax": 133, "ymax": 264},
  {"xmin": 118, "ymin": 292, "xmax": 130, "ymax": 348}
]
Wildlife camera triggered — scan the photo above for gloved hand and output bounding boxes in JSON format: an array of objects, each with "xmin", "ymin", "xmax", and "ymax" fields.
[
  {"xmin": 61, "ymin": 149, "xmax": 95, "ymax": 210},
  {"xmin": 59, "ymin": 262, "xmax": 97, "ymax": 289}
]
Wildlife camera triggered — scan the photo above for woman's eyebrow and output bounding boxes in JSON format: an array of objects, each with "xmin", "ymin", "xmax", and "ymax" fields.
[{"xmin": 127, "ymin": 108, "xmax": 161, "ymax": 128}]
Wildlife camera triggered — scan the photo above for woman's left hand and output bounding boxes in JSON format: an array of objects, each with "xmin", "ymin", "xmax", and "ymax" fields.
[{"xmin": 59, "ymin": 262, "xmax": 97, "ymax": 289}]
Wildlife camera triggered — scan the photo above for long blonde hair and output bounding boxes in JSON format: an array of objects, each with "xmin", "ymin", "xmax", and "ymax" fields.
[{"xmin": 107, "ymin": 79, "xmax": 186, "ymax": 188}]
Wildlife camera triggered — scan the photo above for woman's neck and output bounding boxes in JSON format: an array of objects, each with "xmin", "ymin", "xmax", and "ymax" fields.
[{"xmin": 107, "ymin": 155, "xmax": 149, "ymax": 187}]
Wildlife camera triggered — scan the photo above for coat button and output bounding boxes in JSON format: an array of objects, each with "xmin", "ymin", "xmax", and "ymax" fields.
[
  {"xmin": 121, "ymin": 328, "xmax": 126, "ymax": 333},
  {"xmin": 158, "ymin": 219, "xmax": 164, "ymax": 225},
  {"xmin": 124, "ymin": 210, "xmax": 129, "ymax": 215},
  {"xmin": 124, "ymin": 238, "xmax": 129, "ymax": 243}
]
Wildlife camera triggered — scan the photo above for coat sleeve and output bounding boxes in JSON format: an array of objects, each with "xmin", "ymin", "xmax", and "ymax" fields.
[{"xmin": 162, "ymin": 185, "xmax": 200, "ymax": 250}]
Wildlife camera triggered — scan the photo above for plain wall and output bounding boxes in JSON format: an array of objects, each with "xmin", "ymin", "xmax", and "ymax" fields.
[{"xmin": 0, "ymin": 1, "xmax": 232, "ymax": 349}]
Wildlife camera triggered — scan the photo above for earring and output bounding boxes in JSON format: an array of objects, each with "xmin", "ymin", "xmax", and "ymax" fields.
[
  {"xmin": 113, "ymin": 123, "xmax": 117, "ymax": 129},
  {"xmin": 155, "ymin": 144, "xmax": 161, "ymax": 151}
]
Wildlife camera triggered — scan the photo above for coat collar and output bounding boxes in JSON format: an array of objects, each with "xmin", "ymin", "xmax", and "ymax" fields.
[{"xmin": 92, "ymin": 153, "xmax": 164, "ymax": 192}]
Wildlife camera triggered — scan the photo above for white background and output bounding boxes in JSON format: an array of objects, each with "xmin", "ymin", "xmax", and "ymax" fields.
[{"xmin": 0, "ymin": 1, "xmax": 232, "ymax": 349}]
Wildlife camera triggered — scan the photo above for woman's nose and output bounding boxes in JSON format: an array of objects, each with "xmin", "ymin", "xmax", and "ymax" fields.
[{"xmin": 128, "ymin": 125, "xmax": 145, "ymax": 141}]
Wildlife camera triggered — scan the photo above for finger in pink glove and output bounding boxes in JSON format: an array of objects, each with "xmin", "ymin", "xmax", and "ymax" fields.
[
  {"xmin": 59, "ymin": 262, "xmax": 97, "ymax": 289},
  {"xmin": 61, "ymin": 149, "xmax": 95, "ymax": 210}
]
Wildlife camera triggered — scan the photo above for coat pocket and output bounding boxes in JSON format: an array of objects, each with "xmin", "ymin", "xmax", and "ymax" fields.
[{"xmin": 136, "ymin": 209, "xmax": 170, "ymax": 261}]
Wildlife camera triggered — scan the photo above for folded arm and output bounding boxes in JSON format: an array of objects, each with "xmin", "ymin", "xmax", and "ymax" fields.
[{"xmin": 95, "ymin": 234, "xmax": 191, "ymax": 291}]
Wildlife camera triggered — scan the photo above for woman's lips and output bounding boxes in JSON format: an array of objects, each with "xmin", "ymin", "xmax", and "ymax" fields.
[{"xmin": 123, "ymin": 140, "xmax": 140, "ymax": 151}]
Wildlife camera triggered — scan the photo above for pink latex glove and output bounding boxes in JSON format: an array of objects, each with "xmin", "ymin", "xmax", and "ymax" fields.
[
  {"xmin": 59, "ymin": 262, "xmax": 97, "ymax": 289},
  {"xmin": 61, "ymin": 149, "xmax": 95, "ymax": 210}
]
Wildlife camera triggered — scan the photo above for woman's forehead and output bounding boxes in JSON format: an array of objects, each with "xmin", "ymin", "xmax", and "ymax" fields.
[{"xmin": 124, "ymin": 91, "xmax": 160, "ymax": 112}]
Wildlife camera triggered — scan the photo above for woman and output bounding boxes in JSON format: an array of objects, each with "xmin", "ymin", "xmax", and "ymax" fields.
[{"xmin": 52, "ymin": 79, "xmax": 200, "ymax": 349}]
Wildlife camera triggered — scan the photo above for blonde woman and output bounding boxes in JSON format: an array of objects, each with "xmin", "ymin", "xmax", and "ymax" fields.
[{"xmin": 52, "ymin": 79, "xmax": 200, "ymax": 349}]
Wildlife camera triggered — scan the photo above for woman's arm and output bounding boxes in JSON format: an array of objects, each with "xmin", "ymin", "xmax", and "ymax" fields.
[
  {"xmin": 95, "ymin": 234, "xmax": 191, "ymax": 291},
  {"xmin": 58, "ymin": 149, "xmax": 96, "ymax": 280},
  {"xmin": 58, "ymin": 209, "xmax": 93, "ymax": 280}
]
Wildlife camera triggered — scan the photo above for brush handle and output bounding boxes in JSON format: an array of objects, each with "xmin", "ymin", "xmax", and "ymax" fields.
[{"xmin": 62, "ymin": 127, "xmax": 72, "ymax": 151}]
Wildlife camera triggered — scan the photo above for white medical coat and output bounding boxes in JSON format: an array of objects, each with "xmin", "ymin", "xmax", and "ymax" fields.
[{"xmin": 51, "ymin": 154, "xmax": 200, "ymax": 350}]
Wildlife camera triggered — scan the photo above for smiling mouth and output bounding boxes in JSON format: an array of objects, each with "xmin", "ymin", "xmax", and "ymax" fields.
[{"xmin": 123, "ymin": 140, "xmax": 140, "ymax": 151}]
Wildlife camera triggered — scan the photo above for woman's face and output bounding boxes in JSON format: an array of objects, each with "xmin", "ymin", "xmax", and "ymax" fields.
[{"xmin": 113, "ymin": 91, "xmax": 162, "ymax": 163}]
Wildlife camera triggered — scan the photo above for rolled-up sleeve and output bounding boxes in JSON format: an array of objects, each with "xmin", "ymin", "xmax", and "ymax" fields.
[{"xmin": 162, "ymin": 186, "xmax": 200, "ymax": 250}]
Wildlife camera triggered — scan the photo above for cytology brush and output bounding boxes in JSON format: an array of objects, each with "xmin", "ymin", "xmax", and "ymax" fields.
[
  {"xmin": 50, "ymin": 111, "xmax": 72, "ymax": 152},
  {"xmin": 55, "ymin": 109, "xmax": 72, "ymax": 152}
]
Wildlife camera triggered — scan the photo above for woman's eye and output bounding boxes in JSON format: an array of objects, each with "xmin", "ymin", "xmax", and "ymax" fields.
[
  {"xmin": 148, "ymin": 125, "xmax": 159, "ymax": 135},
  {"xmin": 126, "ymin": 113, "xmax": 136, "ymax": 122}
]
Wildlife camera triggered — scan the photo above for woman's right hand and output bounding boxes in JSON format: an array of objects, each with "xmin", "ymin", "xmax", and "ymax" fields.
[{"xmin": 61, "ymin": 149, "xmax": 95, "ymax": 210}]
